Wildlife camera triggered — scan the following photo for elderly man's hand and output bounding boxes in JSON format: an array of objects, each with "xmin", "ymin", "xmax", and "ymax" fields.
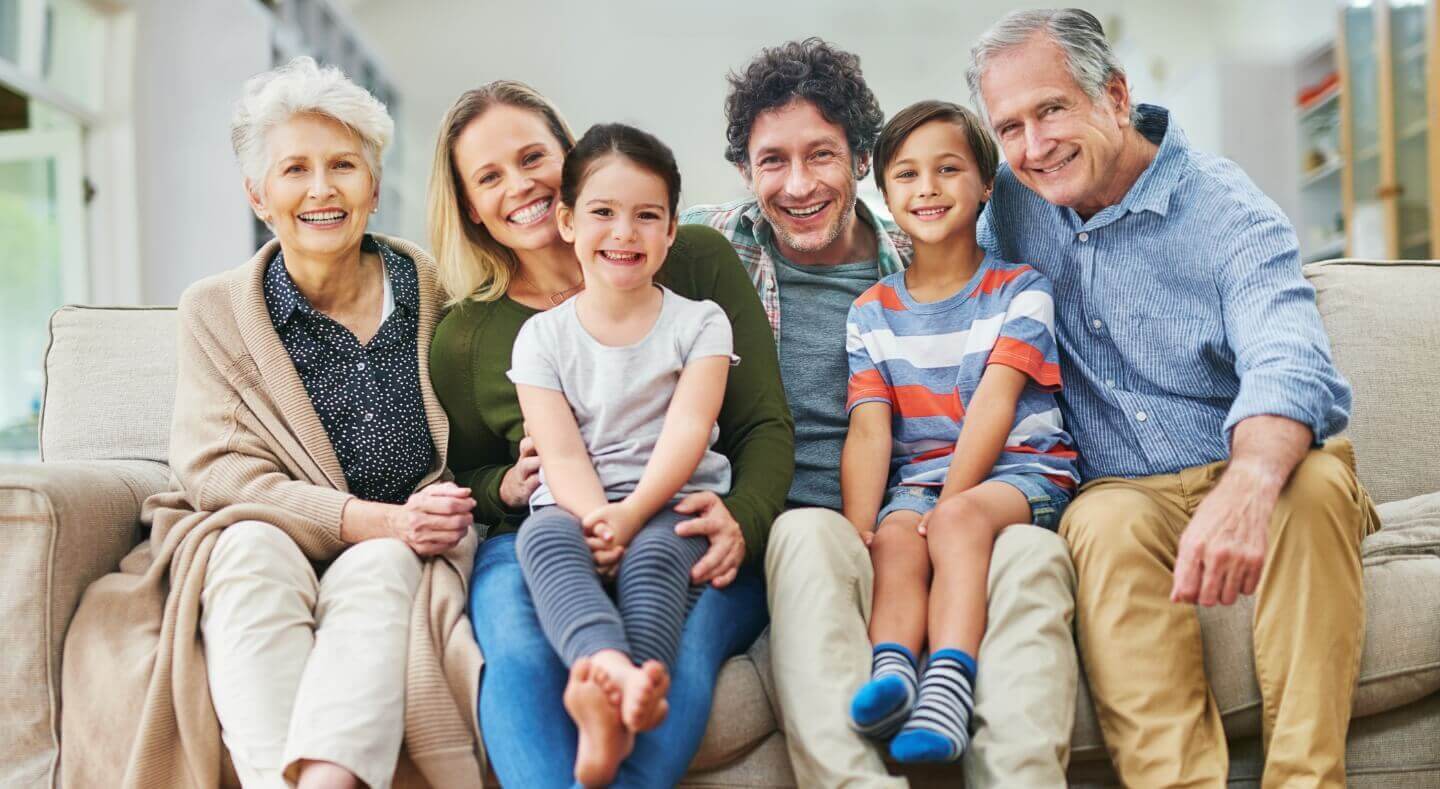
[
  {"xmin": 1171, "ymin": 467, "xmax": 1275, "ymax": 606},
  {"xmin": 390, "ymin": 482, "xmax": 475, "ymax": 556},
  {"xmin": 673, "ymin": 491, "xmax": 745, "ymax": 588}
]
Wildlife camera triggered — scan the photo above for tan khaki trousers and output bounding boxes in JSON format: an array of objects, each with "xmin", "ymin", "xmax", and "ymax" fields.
[
  {"xmin": 765, "ymin": 507, "xmax": 1078, "ymax": 788},
  {"xmin": 200, "ymin": 521, "xmax": 422, "ymax": 789},
  {"xmin": 1061, "ymin": 439, "xmax": 1378, "ymax": 789}
]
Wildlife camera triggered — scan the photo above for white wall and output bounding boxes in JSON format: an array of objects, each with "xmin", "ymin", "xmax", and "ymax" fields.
[
  {"xmin": 131, "ymin": 0, "xmax": 272, "ymax": 304},
  {"xmin": 343, "ymin": 0, "xmax": 1331, "ymax": 242},
  {"xmin": 112, "ymin": 1, "xmax": 1346, "ymax": 300}
]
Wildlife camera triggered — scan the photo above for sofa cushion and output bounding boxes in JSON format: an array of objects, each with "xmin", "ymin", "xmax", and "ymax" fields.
[
  {"xmin": 1306, "ymin": 260, "xmax": 1440, "ymax": 505},
  {"xmin": 1068, "ymin": 492, "xmax": 1440, "ymax": 761},
  {"xmin": 691, "ymin": 652, "xmax": 779, "ymax": 770},
  {"xmin": 0, "ymin": 460, "xmax": 171, "ymax": 789},
  {"xmin": 40, "ymin": 306, "xmax": 178, "ymax": 464}
]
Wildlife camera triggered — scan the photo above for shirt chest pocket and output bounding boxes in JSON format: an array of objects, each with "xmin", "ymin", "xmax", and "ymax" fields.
[{"xmin": 1110, "ymin": 307, "xmax": 1229, "ymax": 398}]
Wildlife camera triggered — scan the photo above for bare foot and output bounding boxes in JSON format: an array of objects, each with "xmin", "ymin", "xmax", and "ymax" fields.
[
  {"xmin": 592, "ymin": 661, "xmax": 624, "ymax": 709},
  {"xmin": 563, "ymin": 658, "xmax": 633, "ymax": 788},
  {"xmin": 620, "ymin": 659, "xmax": 671, "ymax": 732}
]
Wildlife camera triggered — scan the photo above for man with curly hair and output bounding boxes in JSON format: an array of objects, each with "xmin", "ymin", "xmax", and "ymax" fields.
[{"xmin": 682, "ymin": 37, "xmax": 1080, "ymax": 787}]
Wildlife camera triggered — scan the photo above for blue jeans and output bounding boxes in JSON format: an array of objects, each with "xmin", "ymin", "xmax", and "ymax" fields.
[
  {"xmin": 470, "ymin": 532, "xmax": 769, "ymax": 788},
  {"xmin": 877, "ymin": 473, "xmax": 1073, "ymax": 530}
]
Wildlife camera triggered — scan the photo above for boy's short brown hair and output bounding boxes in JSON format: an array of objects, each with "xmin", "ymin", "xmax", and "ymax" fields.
[{"xmin": 873, "ymin": 100, "xmax": 999, "ymax": 196}]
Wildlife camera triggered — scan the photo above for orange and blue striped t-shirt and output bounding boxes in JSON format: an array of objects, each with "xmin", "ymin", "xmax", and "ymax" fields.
[{"xmin": 845, "ymin": 255, "xmax": 1079, "ymax": 491}]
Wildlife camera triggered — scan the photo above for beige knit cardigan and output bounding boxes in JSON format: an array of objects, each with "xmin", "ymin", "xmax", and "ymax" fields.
[{"xmin": 60, "ymin": 235, "xmax": 485, "ymax": 788}]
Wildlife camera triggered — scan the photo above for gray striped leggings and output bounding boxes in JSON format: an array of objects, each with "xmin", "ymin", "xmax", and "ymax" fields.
[{"xmin": 515, "ymin": 506, "xmax": 707, "ymax": 669}]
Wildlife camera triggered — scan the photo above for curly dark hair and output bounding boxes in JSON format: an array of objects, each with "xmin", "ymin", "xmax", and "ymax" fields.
[{"xmin": 723, "ymin": 37, "xmax": 884, "ymax": 168}]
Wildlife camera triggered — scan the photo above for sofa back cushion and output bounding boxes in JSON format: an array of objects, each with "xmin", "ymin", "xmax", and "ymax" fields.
[
  {"xmin": 36, "ymin": 262, "xmax": 1439, "ymax": 500},
  {"xmin": 40, "ymin": 306, "xmax": 177, "ymax": 464},
  {"xmin": 1307, "ymin": 260, "xmax": 1440, "ymax": 505}
]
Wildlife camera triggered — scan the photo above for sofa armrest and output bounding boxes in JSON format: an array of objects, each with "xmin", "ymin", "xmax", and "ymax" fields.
[{"xmin": 0, "ymin": 459, "xmax": 171, "ymax": 789}]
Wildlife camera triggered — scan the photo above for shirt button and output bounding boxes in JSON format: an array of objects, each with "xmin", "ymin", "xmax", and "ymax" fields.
[
  {"xmin": 1105, "ymin": 378, "xmax": 1116, "ymax": 388},
  {"xmin": 364, "ymin": 412, "xmax": 374, "ymax": 422},
  {"xmin": 1078, "ymin": 232, "xmax": 1090, "ymax": 242},
  {"xmin": 1092, "ymin": 319, "xmax": 1104, "ymax": 330},
  {"xmin": 1135, "ymin": 411, "xmax": 1148, "ymax": 423},
  {"xmin": 357, "ymin": 361, "xmax": 366, "ymax": 371}
]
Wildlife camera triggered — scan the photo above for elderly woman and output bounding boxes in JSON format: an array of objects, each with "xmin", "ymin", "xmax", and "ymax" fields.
[
  {"xmin": 426, "ymin": 82, "xmax": 792, "ymax": 786},
  {"xmin": 60, "ymin": 58, "xmax": 484, "ymax": 789}
]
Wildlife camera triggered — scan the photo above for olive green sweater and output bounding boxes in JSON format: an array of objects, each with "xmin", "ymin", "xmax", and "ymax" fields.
[{"xmin": 430, "ymin": 224, "xmax": 794, "ymax": 563}]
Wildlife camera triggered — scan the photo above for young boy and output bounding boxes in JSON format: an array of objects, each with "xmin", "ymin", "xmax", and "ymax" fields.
[{"xmin": 841, "ymin": 101, "xmax": 1079, "ymax": 763}]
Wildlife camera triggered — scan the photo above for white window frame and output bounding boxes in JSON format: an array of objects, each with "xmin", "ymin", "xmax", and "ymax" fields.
[
  {"xmin": 0, "ymin": 123, "xmax": 88, "ymax": 302},
  {"xmin": 0, "ymin": 0, "xmax": 141, "ymax": 304}
]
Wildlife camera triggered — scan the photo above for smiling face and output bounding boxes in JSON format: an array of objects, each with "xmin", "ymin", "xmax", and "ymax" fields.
[
  {"xmin": 979, "ymin": 34, "xmax": 1134, "ymax": 216},
  {"xmin": 743, "ymin": 99, "xmax": 862, "ymax": 262},
  {"xmin": 557, "ymin": 154, "xmax": 677, "ymax": 294},
  {"xmin": 452, "ymin": 103, "xmax": 569, "ymax": 253},
  {"xmin": 881, "ymin": 119, "xmax": 992, "ymax": 247},
  {"xmin": 249, "ymin": 112, "xmax": 376, "ymax": 258}
]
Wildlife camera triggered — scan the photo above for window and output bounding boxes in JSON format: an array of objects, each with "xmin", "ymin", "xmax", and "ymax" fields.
[
  {"xmin": 0, "ymin": 0, "xmax": 101, "ymax": 460},
  {"xmin": 0, "ymin": 85, "xmax": 86, "ymax": 460}
]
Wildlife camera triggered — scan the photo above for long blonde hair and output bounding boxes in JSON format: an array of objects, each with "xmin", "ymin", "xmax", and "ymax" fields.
[{"xmin": 427, "ymin": 81, "xmax": 576, "ymax": 306}]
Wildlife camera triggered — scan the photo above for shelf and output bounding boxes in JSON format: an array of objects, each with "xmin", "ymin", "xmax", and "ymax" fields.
[
  {"xmin": 1398, "ymin": 120, "xmax": 1428, "ymax": 142},
  {"xmin": 1301, "ymin": 160, "xmax": 1343, "ymax": 188},
  {"xmin": 1298, "ymin": 87, "xmax": 1340, "ymax": 118},
  {"xmin": 1397, "ymin": 42, "xmax": 1426, "ymax": 66}
]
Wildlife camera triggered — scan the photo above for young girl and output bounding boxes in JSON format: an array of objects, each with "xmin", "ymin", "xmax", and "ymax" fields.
[
  {"xmin": 507, "ymin": 123, "xmax": 735, "ymax": 787},
  {"xmin": 841, "ymin": 101, "xmax": 1079, "ymax": 763}
]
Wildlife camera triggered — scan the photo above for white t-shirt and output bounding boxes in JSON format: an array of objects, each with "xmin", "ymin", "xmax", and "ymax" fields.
[{"xmin": 507, "ymin": 286, "xmax": 736, "ymax": 509}]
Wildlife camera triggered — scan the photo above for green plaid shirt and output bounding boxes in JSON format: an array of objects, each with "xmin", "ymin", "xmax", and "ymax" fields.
[{"xmin": 680, "ymin": 197, "xmax": 912, "ymax": 340}]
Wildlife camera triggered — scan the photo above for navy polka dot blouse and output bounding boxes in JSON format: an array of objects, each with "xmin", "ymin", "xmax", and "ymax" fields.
[{"xmin": 263, "ymin": 235, "xmax": 434, "ymax": 505}]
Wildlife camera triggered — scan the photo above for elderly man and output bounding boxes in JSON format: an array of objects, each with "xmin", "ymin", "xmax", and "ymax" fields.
[
  {"xmin": 683, "ymin": 37, "xmax": 1078, "ymax": 788},
  {"xmin": 971, "ymin": 9, "xmax": 1379, "ymax": 788}
]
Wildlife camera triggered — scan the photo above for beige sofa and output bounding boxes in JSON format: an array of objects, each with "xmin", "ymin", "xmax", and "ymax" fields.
[{"xmin": 4, "ymin": 259, "xmax": 1439, "ymax": 788}]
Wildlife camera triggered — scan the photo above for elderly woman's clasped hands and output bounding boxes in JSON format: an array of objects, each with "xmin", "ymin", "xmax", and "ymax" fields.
[{"xmin": 389, "ymin": 482, "xmax": 476, "ymax": 556}]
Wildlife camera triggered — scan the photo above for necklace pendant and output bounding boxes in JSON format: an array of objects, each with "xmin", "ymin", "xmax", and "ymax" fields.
[{"xmin": 548, "ymin": 282, "xmax": 583, "ymax": 305}]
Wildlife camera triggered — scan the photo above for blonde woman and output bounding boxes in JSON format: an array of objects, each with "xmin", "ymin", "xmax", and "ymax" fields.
[
  {"xmin": 426, "ymin": 82, "xmax": 791, "ymax": 786},
  {"xmin": 61, "ymin": 57, "xmax": 482, "ymax": 789}
]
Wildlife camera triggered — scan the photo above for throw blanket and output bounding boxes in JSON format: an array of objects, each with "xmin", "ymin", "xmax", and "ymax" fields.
[{"xmin": 61, "ymin": 235, "xmax": 485, "ymax": 788}]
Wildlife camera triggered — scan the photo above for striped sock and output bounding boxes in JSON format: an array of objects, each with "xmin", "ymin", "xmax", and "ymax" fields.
[
  {"xmin": 890, "ymin": 649, "xmax": 976, "ymax": 763},
  {"xmin": 848, "ymin": 643, "xmax": 918, "ymax": 740}
]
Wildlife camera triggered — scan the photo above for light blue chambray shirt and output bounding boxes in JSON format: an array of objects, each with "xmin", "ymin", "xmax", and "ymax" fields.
[{"xmin": 977, "ymin": 105, "xmax": 1351, "ymax": 481}]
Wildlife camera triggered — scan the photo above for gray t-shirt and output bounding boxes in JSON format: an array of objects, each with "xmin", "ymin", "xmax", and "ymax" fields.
[
  {"xmin": 773, "ymin": 254, "xmax": 878, "ymax": 510},
  {"xmin": 507, "ymin": 286, "xmax": 735, "ymax": 509}
]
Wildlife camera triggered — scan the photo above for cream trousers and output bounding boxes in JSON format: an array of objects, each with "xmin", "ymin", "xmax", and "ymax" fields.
[
  {"xmin": 200, "ymin": 521, "xmax": 421, "ymax": 789},
  {"xmin": 765, "ymin": 507, "xmax": 1078, "ymax": 787}
]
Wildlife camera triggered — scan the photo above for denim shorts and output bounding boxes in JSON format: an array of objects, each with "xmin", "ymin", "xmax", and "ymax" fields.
[{"xmin": 875, "ymin": 473, "xmax": 1072, "ymax": 531}]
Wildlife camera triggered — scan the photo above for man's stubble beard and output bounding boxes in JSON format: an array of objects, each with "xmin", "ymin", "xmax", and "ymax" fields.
[{"xmin": 763, "ymin": 178, "xmax": 860, "ymax": 258}]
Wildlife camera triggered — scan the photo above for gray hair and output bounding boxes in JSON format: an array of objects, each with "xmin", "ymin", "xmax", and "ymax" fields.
[
  {"xmin": 230, "ymin": 56, "xmax": 394, "ymax": 195},
  {"xmin": 966, "ymin": 8, "xmax": 1140, "ymax": 128}
]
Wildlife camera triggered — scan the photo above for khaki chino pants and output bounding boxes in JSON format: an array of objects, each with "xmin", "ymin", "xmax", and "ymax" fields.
[
  {"xmin": 765, "ymin": 507, "xmax": 1078, "ymax": 788},
  {"xmin": 200, "ymin": 521, "xmax": 422, "ymax": 789},
  {"xmin": 1061, "ymin": 439, "xmax": 1378, "ymax": 788}
]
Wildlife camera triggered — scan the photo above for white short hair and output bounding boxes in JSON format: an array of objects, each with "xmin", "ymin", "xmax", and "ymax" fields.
[
  {"xmin": 967, "ymin": 9, "xmax": 1140, "ymax": 128},
  {"xmin": 230, "ymin": 56, "xmax": 394, "ymax": 193}
]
